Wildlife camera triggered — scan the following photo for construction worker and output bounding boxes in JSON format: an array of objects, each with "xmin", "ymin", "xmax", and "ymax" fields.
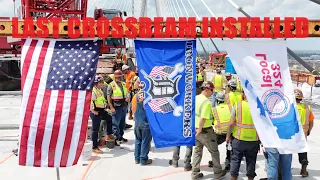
[
  {"xmin": 208, "ymin": 92, "xmax": 232, "ymax": 170},
  {"xmin": 90, "ymin": 75, "xmax": 115, "ymax": 153},
  {"xmin": 211, "ymin": 67, "xmax": 227, "ymax": 107},
  {"xmin": 225, "ymin": 72, "xmax": 232, "ymax": 82},
  {"xmin": 122, "ymin": 65, "xmax": 137, "ymax": 120},
  {"xmin": 236, "ymin": 77, "xmax": 243, "ymax": 92},
  {"xmin": 113, "ymin": 48, "xmax": 127, "ymax": 71},
  {"xmin": 199, "ymin": 65, "xmax": 206, "ymax": 81},
  {"xmin": 191, "ymin": 81, "xmax": 226, "ymax": 180},
  {"xmin": 107, "ymin": 70, "xmax": 130, "ymax": 145},
  {"xmin": 169, "ymin": 146, "xmax": 193, "ymax": 171},
  {"xmin": 225, "ymin": 80, "xmax": 242, "ymax": 107},
  {"xmin": 226, "ymin": 90, "xmax": 260, "ymax": 180},
  {"xmin": 98, "ymin": 74, "xmax": 115, "ymax": 146},
  {"xmin": 131, "ymin": 78, "xmax": 153, "ymax": 165},
  {"xmin": 196, "ymin": 66, "xmax": 204, "ymax": 95},
  {"xmin": 295, "ymin": 88, "xmax": 314, "ymax": 177},
  {"xmin": 211, "ymin": 67, "xmax": 226, "ymax": 93}
]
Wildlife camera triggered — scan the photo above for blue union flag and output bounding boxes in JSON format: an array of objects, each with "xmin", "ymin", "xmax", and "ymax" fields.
[{"xmin": 135, "ymin": 39, "xmax": 196, "ymax": 148}]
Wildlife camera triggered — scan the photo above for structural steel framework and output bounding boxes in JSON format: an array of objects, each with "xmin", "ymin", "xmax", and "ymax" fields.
[{"xmin": 0, "ymin": 19, "xmax": 319, "ymax": 37}]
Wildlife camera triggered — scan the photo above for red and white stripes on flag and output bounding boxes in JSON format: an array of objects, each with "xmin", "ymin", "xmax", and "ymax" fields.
[{"xmin": 19, "ymin": 39, "xmax": 92, "ymax": 167}]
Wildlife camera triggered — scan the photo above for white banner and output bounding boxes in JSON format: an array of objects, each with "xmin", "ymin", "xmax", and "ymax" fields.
[{"xmin": 224, "ymin": 40, "xmax": 308, "ymax": 154}]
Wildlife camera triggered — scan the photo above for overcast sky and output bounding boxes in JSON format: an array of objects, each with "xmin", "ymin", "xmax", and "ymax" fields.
[{"xmin": 1, "ymin": 0, "xmax": 319, "ymax": 52}]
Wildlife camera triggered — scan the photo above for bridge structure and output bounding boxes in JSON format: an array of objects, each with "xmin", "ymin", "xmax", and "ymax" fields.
[
  {"xmin": 1, "ymin": 0, "xmax": 320, "ymax": 81},
  {"xmin": 87, "ymin": 0, "xmax": 320, "ymax": 82}
]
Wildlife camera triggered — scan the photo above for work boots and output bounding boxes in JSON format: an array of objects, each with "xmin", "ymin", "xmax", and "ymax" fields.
[
  {"xmin": 105, "ymin": 134, "xmax": 115, "ymax": 141},
  {"xmin": 230, "ymin": 176, "xmax": 238, "ymax": 180},
  {"xmin": 168, "ymin": 160, "xmax": 178, "ymax": 168},
  {"xmin": 300, "ymin": 165, "xmax": 309, "ymax": 177},
  {"xmin": 128, "ymin": 112, "xmax": 133, "ymax": 120}
]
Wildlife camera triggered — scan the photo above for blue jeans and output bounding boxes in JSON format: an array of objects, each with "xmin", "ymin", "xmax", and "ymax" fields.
[
  {"xmin": 134, "ymin": 125, "xmax": 152, "ymax": 164},
  {"xmin": 211, "ymin": 92, "xmax": 217, "ymax": 107},
  {"xmin": 112, "ymin": 105, "xmax": 127, "ymax": 140},
  {"xmin": 266, "ymin": 148, "xmax": 292, "ymax": 180}
]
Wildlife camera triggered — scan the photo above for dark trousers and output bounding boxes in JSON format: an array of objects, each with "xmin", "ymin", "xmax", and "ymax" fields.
[
  {"xmin": 216, "ymin": 134, "xmax": 231, "ymax": 165},
  {"xmin": 90, "ymin": 111, "xmax": 113, "ymax": 148},
  {"xmin": 134, "ymin": 125, "xmax": 152, "ymax": 164},
  {"xmin": 112, "ymin": 105, "xmax": 127, "ymax": 140},
  {"xmin": 298, "ymin": 152, "xmax": 308, "ymax": 165},
  {"xmin": 230, "ymin": 138, "xmax": 259, "ymax": 178}
]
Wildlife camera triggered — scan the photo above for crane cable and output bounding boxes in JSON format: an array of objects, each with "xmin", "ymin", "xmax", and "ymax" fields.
[
  {"xmin": 167, "ymin": 0, "xmax": 175, "ymax": 17},
  {"xmin": 87, "ymin": 0, "xmax": 103, "ymax": 12},
  {"xmin": 174, "ymin": 0, "xmax": 183, "ymax": 16},
  {"xmin": 198, "ymin": 0, "xmax": 221, "ymax": 52},
  {"xmin": 169, "ymin": 0, "xmax": 180, "ymax": 18},
  {"xmin": 117, "ymin": 0, "xmax": 126, "ymax": 10},
  {"xmin": 112, "ymin": 0, "xmax": 121, "ymax": 9},
  {"xmin": 179, "ymin": 0, "xmax": 189, "ymax": 17},
  {"xmin": 183, "ymin": 0, "xmax": 208, "ymax": 55}
]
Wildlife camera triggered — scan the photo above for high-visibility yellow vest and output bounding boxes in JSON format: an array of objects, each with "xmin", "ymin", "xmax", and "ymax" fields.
[
  {"xmin": 232, "ymin": 101, "xmax": 258, "ymax": 141},
  {"xmin": 116, "ymin": 54, "xmax": 124, "ymax": 63},
  {"xmin": 92, "ymin": 86, "xmax": 107, "ymax": 109},
  {"xmin": 297, "ymin": 103, "xmax": 311, "ymax": 135},
  {"xmin": 212, "ymin": 103, "xmax": 231, "ymax": 134},
  {"xmin": 212, "ymin": 74, "xmax": 223, "ymax": 92},
  {"xmin": 226, "ymin": 91, "xmax": 242, "ymax": 107},
  {"xmin": 236, "ymin": 78, "xmax": 243, "ymax": 92},
  {"xmin": 197, "ymin": 73, "xmax": 204, "ymax": 82},
  {"xmin": 195, "ymin": 94, "xmax": 213, "ymax": 128},
  {"xmin": 110, "ymin": 81, "xmax": 128, "ymax": 100}
]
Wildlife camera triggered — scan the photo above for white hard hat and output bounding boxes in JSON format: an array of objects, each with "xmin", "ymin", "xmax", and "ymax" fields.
[
  {"xmin": 216, "ymin": 92, "xmax": 225, "ymax": 101},
  {"xmin": 122, "ymin": 64, "xmax": 129, "ymax": 71}
]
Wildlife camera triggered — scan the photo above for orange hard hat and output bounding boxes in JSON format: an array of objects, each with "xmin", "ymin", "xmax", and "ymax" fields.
[
  {"xmin": 294, "ymin": 89, "xmax": 303, "ymax": 99},
  {"xmin": 114, "ymin": 70, "xmax": 122, "ymax": 77}
]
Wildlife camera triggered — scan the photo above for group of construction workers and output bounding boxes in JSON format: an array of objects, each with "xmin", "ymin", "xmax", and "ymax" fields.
[
  {"xmin": 90, "ymin": 48, "xmax": 137, "ymax": 151},
  {"xmin": 180, "ymin": 66, "xmax": 314, "ymax": 180},
  {"xmin": 90, "ymin": 53, "xmax": 314, "ymax": 178}
]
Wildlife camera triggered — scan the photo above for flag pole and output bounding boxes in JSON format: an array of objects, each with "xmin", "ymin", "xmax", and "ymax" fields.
[{"xmin": 56, "ymin": 168, "xmax": 60, "ymax": 180}]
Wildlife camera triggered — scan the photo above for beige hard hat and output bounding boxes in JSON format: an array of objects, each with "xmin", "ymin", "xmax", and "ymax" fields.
[{"xmin": 294, "ymin": 89, "xmax": 304, "ymax": 99}]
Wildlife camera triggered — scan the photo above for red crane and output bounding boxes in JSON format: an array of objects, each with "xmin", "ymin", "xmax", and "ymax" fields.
[{"xmin": 20, "ymin": 0, "xmax": 87, "ymax": 19}]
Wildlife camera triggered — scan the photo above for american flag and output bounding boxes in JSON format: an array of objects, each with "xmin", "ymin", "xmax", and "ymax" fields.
[
  {"xmin": 148, "ymin": 98, "xmax": 173, "ymax": 113},
  {"xmin": 18, "ymin": 39, "xmax": 100, "ymax": 167},
  {"xmin": 149, "ymin": 66, "xmax": 174, "ymax": 78}
]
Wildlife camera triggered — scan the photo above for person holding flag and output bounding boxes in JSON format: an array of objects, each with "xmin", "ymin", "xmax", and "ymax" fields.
[
  {"xmin": 191, "ymin": 81, "xmax": 227, "ymax": 180},
  {"xmin": 226, "ymin": 90, "xmax": 260, "ymax": 180},
  {"xmin": 131, "ymin": 77, "xmax": 153, "ymax": 165}
]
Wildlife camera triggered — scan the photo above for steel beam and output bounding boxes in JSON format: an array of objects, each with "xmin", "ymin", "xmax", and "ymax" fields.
[
  {"xmin": 310, "ymin": 0, "xmax": 320, "ymax": 5},
  {"xmin": 1, "ymin": 19, "xmax": 319, "ymax": 38}
]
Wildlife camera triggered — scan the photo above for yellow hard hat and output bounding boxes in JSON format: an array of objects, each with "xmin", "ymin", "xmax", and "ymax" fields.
[{"xmin": 109, "ymin": 74, "xmax": 115, "ymax": 81}]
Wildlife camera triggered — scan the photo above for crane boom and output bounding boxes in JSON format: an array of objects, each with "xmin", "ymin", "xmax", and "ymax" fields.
[{"xmin": 1, "ymin": 19, "xmax": 319, "ymax": 37}]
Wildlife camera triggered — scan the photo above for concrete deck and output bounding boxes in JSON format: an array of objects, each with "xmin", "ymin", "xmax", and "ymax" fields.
[{"xmin": 0, "ymin": 81, "xmax": 320, "ymax": 180}]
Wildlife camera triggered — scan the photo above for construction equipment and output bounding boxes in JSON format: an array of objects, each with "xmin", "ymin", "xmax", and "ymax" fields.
[
  {"xmin": 94, "ymin": 9, "xmax": 127, "ymax": 54},
  {"xmin": 209, "ymin": 53, "xmax": 227, "ymax": 69}
]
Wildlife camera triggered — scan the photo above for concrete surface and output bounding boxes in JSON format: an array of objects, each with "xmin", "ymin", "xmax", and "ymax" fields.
[{"xmin": 0, "ymin": 73, "xmax": 319, "ymax": 180}]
